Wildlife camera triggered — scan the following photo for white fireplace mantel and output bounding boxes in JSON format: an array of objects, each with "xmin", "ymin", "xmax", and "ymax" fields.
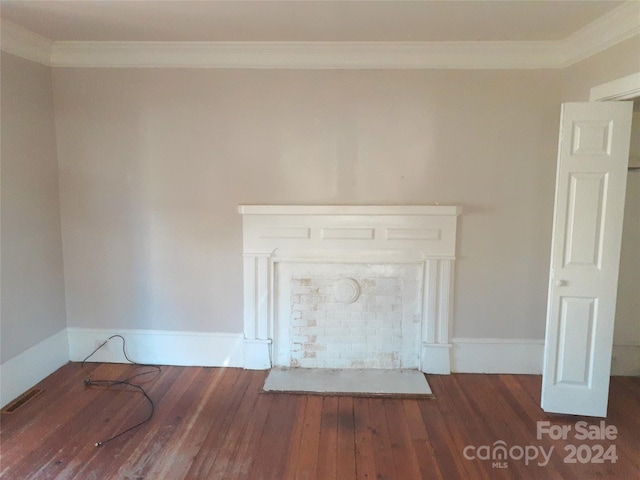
[
  {"xmin": 238, "ymin": 205, "xmax": 460, "ymax": 216},
  {"xmin": 239, "ymin": 204, "xmax": 461, "ymax": 373}
]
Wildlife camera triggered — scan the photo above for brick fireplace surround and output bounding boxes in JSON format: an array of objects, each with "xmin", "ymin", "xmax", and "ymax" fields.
[{"xmin": 239, "ymin": 205, "xmax": 461, "ymax": 374}]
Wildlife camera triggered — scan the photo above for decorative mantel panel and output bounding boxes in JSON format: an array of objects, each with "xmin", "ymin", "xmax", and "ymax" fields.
[{"xmin": 238, "ymin": 205, "xmax": 461, "ymax": 373}]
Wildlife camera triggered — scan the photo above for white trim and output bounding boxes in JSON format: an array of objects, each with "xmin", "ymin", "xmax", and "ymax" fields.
[
  {"xmin": 2, "ymin": 3, "xmax": 638, "ymax": 70},
  {"xmin": 238, "ymin": 204, "xmax": 461, "ymax": 216},
  {"xmin": 49, "ymin": 40, "xmax": 560, "ymax": 69},
  {"xmin": 450, "ymin": 338, "xmax": 640, "ymax": 375},
  {"xmin": 451, "ymin": 338, "xmax": 545, "ymax": 374},
  {"xmin": 67, "ymin": 328, "xmax": 244, "ymax": 367},
  {"xmin": 421, "ymin": 343, "xmax": 452, "ymax": 374},
  {"xmin": 240, "ymin": 205, "xmax": 459, "ymax": 373},
  {"xmin": 243, "ymin": 339, "xmax": 272, "ymax": 370},
  {"xmin": 1, "ymin": 330, "xmax": 632, "ymax": 406},
  {"xmin": 0, "ymin": 329, "xmax": 69, "ymax": 408},
  {"xmin": 590, "ymin": 72, "xmax": 640, "ymax": 101},
  {"xmin": 0, "ymin": 19, "xmax": 52, "ymax": 66},
  {"xmin": 562, "ymin": 2, "xmax": 640, "ymax": 68}
]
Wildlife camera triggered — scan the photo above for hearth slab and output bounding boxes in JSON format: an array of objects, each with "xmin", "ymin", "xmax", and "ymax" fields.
[{"xmin": 263, "ymin": 368, "xmax": 433, "ymax": 397}]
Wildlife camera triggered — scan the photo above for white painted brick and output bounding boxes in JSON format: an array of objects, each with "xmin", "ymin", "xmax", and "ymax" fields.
[
  {"xmin": 308, "ymin": 278, "xmax": 334, "ymax": 286},
  {"xmin": 296, "ymin": 326, "xmax": 319, "ymax": 336},
  {"xmin": 300, "ymin": 294, "xmax": 320, "ymax": 304},
  {"xmin": 372, "ymin": 305, "xmax": 394, "ymax": 314},
  {"xmin": 375, "ymin": 277, "xmax": 400, "ymax": 287},
  {"xmin": 345, "ymin": 303, "xmax": 366, "ymax": 312},
  {"xmin": 304, "ymin": 343, "xmax": 327, "ymax": 352},
  {"xmin": 351, "ymin": 311, "xmax": 377, "ymax": 322},
  {"xmin": 338, "ymin": 351, "xmax": 356, "ymax": 360},
  {"xmin": 296, "ymin": 303, "xmax": 319, "ymax": 312},
  {"xmin": 376, "ymin": 295, "xmax": 399, "ymax": 306},
  {"xmin": 299, "ymin": 310, "xmax": 315, "ymax": 321},
  {"xmin": 359, "ymin": 295, "xmax": 376, "ymax": 304},
  {"xmin": 287, "ymin": 269, "xmax": 422, "ymax": 369},
  {"xmin": 329, "ymin": 359, "xmax": 351, "ymax": 368},
  {"xmin": 328, "ymin": 311, "xmax": 351, "ymax": 321},
  {"xmin": 323, "ymin": 325, "xmax": 344, "ymax": 337},
  {"xmin": 347, "ymin": 326, "xmax": 366, "ymax": 336}
]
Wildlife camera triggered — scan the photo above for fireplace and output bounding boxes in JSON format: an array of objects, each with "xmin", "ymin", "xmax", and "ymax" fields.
[{"xmin": 239, "ymin": 205, "xmax": 460, "ymax": 374}]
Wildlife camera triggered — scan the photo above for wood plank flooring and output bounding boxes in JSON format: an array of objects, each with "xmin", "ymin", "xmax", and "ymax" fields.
[{"xmin": 1, "ymin": 363, "xmax": 638, "ymax": 479}]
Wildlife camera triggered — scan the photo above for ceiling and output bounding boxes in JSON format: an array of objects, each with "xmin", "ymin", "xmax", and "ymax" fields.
[{"xmin": 0, "ymin": 0, "xmax": 627, "ymax": 43}]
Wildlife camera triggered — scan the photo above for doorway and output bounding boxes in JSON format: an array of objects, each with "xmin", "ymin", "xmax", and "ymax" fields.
[
  {"xmin": 541, "ymin": 101, "xmax": 633, "ymax": 417},
  {"xmin": 592, "ymin": 75, "xmax": 640, "ymax": 375},
  {"xmin": 613, "ymin": 104, "xmax": 640, "ymax": 375},
  {"xmin": 542, "ymin": 73, "xmax": 640, "ymax": 417}
]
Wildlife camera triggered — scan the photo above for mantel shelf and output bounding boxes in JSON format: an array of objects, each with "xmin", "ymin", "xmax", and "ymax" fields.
[{"xmin": 238, "ymin": 204, "xmax": 461, "ymax": 216}]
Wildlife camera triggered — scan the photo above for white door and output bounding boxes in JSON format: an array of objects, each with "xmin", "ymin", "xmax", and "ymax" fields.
[{"xmin": 541, "ymin": 102, "xmax": 633, "ymax": 417}]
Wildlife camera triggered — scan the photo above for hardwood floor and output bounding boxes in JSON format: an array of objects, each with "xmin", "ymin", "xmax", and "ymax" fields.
[{"xmin": 1, "ymin": 363, "xmax": 638, "ymax": 479}]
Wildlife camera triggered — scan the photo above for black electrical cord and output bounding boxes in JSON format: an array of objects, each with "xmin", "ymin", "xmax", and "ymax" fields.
[{"xmin": 81, "ymin": 335, "xmax": 161, "ymax": 447}]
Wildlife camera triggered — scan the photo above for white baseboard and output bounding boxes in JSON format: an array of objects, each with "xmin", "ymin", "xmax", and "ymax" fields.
[
  {"xmin": 451, "ymin": 338, "xmax": 640, "ymax": 376},
  {"xmin": 611, "ymin": 343, "xmax": 640, "ymax": 376},
  {"xmin": 451, "ymin": 338, "xmax": 545, "ymax": 374},
  {"xmin": 0, "ymin": 329, "xmax": 69, "ymax": 408},
  {"xmin": 67, "ymin": 328, "xmax": 244, "ymax": 368},
  {"xmin": 243, "ymin": 339, "xmax": 272, "ymax": 370},
  {"xmin": 421, "ymin": 343, "xmax": 452, "ymax": 374},
  {"xmin": 3, "ymin": 330, "xmax": 634, "ymax": 408}
]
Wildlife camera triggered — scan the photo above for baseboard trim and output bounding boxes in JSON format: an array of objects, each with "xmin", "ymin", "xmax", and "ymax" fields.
[
  {"xmin": 2, "ymin": 330, "xmax": 634, "ymax": 408},
  {"xmin": 67, "ymin": 328, "xmax": 244, "ymax": 368},
  {"xmin": 451, "ymin": 338, "xmax": 545, "ymax": 374},
  {"xmin": 451, "ymin": 338, "xmax": 640, "ymax": 376},
  {"xmin": 0, "ymin": 329, "xmax": 69, "ymax": 408},
  {"xmin": 243, "ymin": 339, "xmax": 272, "ymax": 370},
  {"xmin": 421, "ymin": 343, "xmax": 452, "ymax": 374}
]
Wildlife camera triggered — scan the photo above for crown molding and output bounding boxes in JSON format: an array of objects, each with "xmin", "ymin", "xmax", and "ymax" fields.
[
  {"xmin": 1, "ymin": 1, "xmax": 638, "ymax": 70},
  {"xmin": 561, "ymin": 1, "xmax": 640, "ymax": 67},
  {"xmin": 0, "ymin": 19, "xmax": 52, "ymax": 65},
  {"xmin": 49, "ymin": 40, "xmax": 560, "ymax": 69}
]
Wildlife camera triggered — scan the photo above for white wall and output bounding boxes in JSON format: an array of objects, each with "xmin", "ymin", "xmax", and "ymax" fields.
[
  {"xmin": 1, "ymin": 52, "xmax": 69, "ymax": 405},
  {"xmin": 561, "ymin": 36, "xmax": 640, "ymax": 103},
  {"xmin": 52, "ymin": 68, "xmax": 561, "ymax": 341},
  {"xmin": 2, "ymin": 32, "xmax": 636, "ymax": 385}
]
